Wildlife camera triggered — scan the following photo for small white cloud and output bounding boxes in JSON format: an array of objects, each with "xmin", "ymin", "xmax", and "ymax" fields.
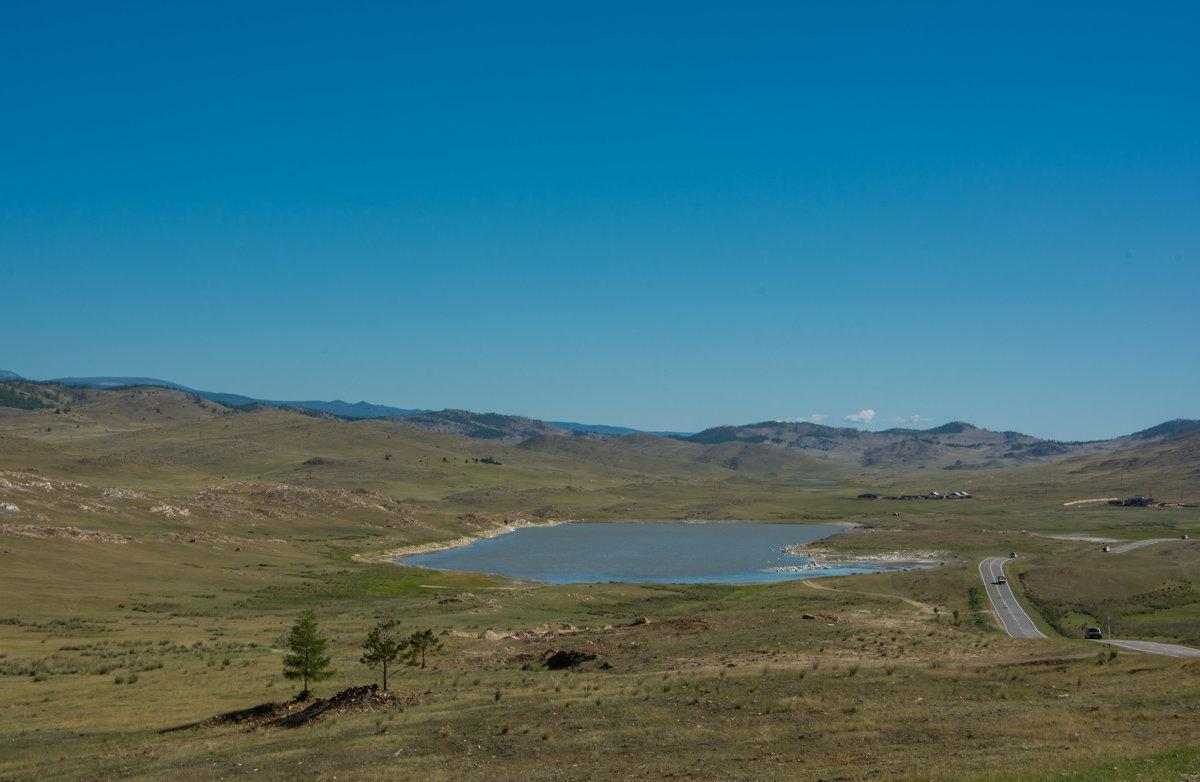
[
  {"xmin": 776, "ymin": 414, "xmax": 828, "ymax": 424},
  {"xmin": 890, "ymin": 414, "xmax": 932, "ymax": 424},
  {"xmin": 845, "ymin": 409, "xmax": 876, "ymax": 424}
]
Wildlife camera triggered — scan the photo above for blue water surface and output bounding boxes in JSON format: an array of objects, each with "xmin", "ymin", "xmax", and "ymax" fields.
[{"xmin": 394, "ymin": 521, "xmax": 917, "ymax": 584}]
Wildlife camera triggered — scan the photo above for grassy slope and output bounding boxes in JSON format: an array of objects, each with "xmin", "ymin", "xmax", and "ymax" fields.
[{"xmin": 1, "ymin": 386, "xmax": 1198, "ymax": 780}]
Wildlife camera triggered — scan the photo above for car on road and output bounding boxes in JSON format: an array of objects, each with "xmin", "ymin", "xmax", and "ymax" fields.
[
  {"xmin": 995, "ymin": 576, "xmax": 1007, "ymax": 585},
  {"xmin": 1084, "ymin": 627, "xmax": 1103, "ymax": 639},
  {"xmin": 1008, "ymin": 552, "xmax": 1018, "ymax": 558}
]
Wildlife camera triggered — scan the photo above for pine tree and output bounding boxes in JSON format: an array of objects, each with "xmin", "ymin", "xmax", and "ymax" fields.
[
  {"xmin": 282, "ymin": 609, "xmax": 334, "ymax": 699},
  {"xmin": 404, "ymin": 628, "xmax": 443, "ymax": 670},
  {"xmin": 360, "ymin": 619, "xmax": 403, "ymax": 691}
]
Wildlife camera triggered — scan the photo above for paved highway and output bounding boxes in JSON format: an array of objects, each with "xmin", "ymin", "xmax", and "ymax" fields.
[
  {"xmin": 978, "ymin": 557, "xmax": 1046, "ymax": 638},
  {"xmin": 981, "ymin": 541, "xmax": 1200, "ymax": 658},
  {"xmin": 1091, "ymin": 639, "xmax": 1200, "ymax": 658},
  {"xmin": 1107, "ymin": 538, "xmax": 1178, "ymax": 554}
]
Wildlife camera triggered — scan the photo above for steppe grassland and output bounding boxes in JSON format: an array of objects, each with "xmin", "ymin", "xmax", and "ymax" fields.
[
  {"xmin": 2, "ymin": 389, "xmax": 1199, "ymax": 779},
  {"xmin": 3, "ymin": 547, "xmax": 1199, "ymax": 781},
  {"xmin": 3, "ymin": 511, "xmax": 1198, "ymax": 780}
]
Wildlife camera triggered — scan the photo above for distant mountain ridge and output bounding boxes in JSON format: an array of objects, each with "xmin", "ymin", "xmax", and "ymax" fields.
[
  {"xmin": 676, "ymin": 419, "xmax": 1200, "ymax": 470},
  {"xmin": 385, "ymin": 410, "xmax": 579, "ymax": 441},
  {"xmin": 545, "ymin": 421, "xmax": 691, "ymax": 438},
  {"xmin": 27, "ymin": 374, "xmax": 673, "ymax": 437},
  {"xmin": 3, "ymin": 371, "xmax": 1197, "ymax": 467},
  {"xmin": 46, "ymin": 376, "xmax": 430, "ymax": 420}
]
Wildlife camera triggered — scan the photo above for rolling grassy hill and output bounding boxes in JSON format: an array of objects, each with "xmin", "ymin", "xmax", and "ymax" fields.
[
  {"xmin": 1, "ymin": 380, "xmax": 1198, "ymax": 781},
  {"xmin": 16, "ymin": 373, "xmax": 1198, "ymax": 470},
  {"xmin": 681, "ymin": 418, "xmax": 1200, "ymax": 470}
]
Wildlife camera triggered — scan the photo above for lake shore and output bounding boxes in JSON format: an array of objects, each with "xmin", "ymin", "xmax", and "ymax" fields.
[
  {"xmin": 367, "ymin": 517, "xmax": 570, "ymax": 563},
  {"xmin": 372, "ymin": 519, "xmax": 891, "ymax": 584},
  {"xmin": 774, "ymin": 543, "xmax": 951, "ymax": 573},
  {"xmin": 371, "ymin": 518, "xmax": 863, "ymax": 566}
]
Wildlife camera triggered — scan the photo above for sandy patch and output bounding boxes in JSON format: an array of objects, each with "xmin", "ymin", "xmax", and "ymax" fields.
[{"xmin": 365, "ymin": 517, "xmax": 569, "ymax": 563}]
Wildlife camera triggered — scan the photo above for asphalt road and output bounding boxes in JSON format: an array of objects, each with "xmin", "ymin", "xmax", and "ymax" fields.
[
  {"xmin": 1107, "ymin": 538, "xmax": 1178, "ymax": 554},
  {"xmin": 978, "ymin": 557, "xmax": 1046, "ymax": 639},
  {"xmin": 981, "ymin": 544, "xmax": 1200, "ymax": 658},
  {"xmin": 1091, "ymin": 639, "xmax": 1200, "ymax": 658}
]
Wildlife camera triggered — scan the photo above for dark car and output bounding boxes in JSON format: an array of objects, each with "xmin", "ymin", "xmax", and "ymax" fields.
[{"xmin": 1084, "ymin": 627, "xmax": 1103, "ymax": 640}]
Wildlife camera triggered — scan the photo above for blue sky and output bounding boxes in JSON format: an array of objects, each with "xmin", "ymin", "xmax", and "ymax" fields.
[{"xmin": 2, "ymin": 2, "xmax": 1197, "ymax": 441}]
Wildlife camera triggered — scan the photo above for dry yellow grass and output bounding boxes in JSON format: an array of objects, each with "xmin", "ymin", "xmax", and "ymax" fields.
[{"xmin": 1, "ymin": 385, "xmax": 1199, "ymax": 780}]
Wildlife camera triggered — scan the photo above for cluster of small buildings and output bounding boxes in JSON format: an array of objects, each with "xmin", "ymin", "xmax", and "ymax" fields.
[
  {"xmin": 857, "ymin": 491, "xmax": 972, "ymax": 500},
  {"xmin": 1107, "ymin": 494, "xmax": 1161, "ymax": 507}
]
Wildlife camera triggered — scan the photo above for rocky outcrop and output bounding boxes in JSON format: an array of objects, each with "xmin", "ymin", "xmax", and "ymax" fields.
[{"xmin": 0, "ymin": 524, "xmax": 137, "ymax": 543}]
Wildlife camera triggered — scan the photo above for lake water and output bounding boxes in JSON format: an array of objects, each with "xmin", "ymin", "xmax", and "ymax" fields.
[{"xmin": 394, "ymin": 521, "xmax": 917, "ymax": 584}]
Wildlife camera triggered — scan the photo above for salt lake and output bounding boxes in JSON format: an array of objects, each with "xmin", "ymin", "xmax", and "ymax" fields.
[{"xmin": 394, "ymin": 521, "xmax": 926, "ymax": 584}]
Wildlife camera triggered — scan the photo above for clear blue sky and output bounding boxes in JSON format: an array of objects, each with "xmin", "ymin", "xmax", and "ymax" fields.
[{"xmin": 3, "ymin": 2, "xmax": 1197, "ymax": 441}]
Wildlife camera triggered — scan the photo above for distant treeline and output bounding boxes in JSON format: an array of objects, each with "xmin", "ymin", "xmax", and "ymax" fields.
[{"xmin": 0, "ymin": 383, "xmax": 50, "ymax": 410}]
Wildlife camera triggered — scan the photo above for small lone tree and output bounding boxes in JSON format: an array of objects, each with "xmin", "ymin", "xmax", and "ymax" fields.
[
  {"xmin": 282, "ymin": 609, "xmax": 334, "ymax": 699},
  {"xmin": 360, "ymin": 619, "xmax": 404, "ymax": 691},
  {"xmin": 404, "ymin": 628, "xmax": 443, "ymax": 670}
]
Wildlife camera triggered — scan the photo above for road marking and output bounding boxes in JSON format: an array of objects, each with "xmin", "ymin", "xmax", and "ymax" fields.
[
  {"xmin": 978, "ymin": 558, "xmax": 1046, "ymax": 639},
  {"xmin": 980, "ymin": 554, "xmax": 1200, "ymax": 658}
]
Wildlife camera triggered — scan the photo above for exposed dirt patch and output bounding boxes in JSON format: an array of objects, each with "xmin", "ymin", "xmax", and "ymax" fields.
[
  {"xmin": 0, "ymin": 524, "xmax": 137, "ymax": 543},
  {"xmin": 638, "ymin": 617, "xmax": 709, "ymax": 633},
  {"xmin": 469, "ymin": 616, "xmax": 708, "ymax": 642},
  {"xmin": 434, "ymin": 591, "xmax": 500, "ymax": 609},
  {"xmin": 599, "ymin": 502, "xmax": 643, "ymax": 514},
  {"xmin": 801, "ymin": 579, "xmax": 934, "ymax": 614},
  {"xmin": 149, "ymin": 504, "xmax": 191, "ymax": 518},
  {"xmin": 532, "ymin": 504, "xmax": 576, "ymax": 519},
  {"xmin": 272, "ymin": 685, "xmax": 422, "ymax": 728},
  {"xmin": 248, "ymin": 484, "xmax": 413, "ymax": 516},
  {"xmin": 165, "ymin": 684, "xmax": 423, "ymax": 732},
  {"xmin": 101, "ymin": 487, "xmax": 148, "ymax": 500},
  {"xmin": 457, "ymin": 616, "xmax": 709, "ymax": 670},
  {"xmin": 457, "ymin": 512, "xmax": 501, "ymax": 526},
  {"xmin": 502, "ymin": 639, "xmax": 622, "ymax": 668}
]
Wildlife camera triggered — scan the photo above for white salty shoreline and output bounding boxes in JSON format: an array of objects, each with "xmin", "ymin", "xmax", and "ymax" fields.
[
  {"xmin": 770, "ymin": 544, "xmax": 950, "ymax": 573},
  {"xmin": 369, "ymin": 518, "xmax": 902, "ymax": 579},
  {"xmin": 374, "ymin": 518, "xmax": 860, "ymax": 562},
  {"xmin": 367, "ymin": 518, "xmax": 569, "ymax": 563}
]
